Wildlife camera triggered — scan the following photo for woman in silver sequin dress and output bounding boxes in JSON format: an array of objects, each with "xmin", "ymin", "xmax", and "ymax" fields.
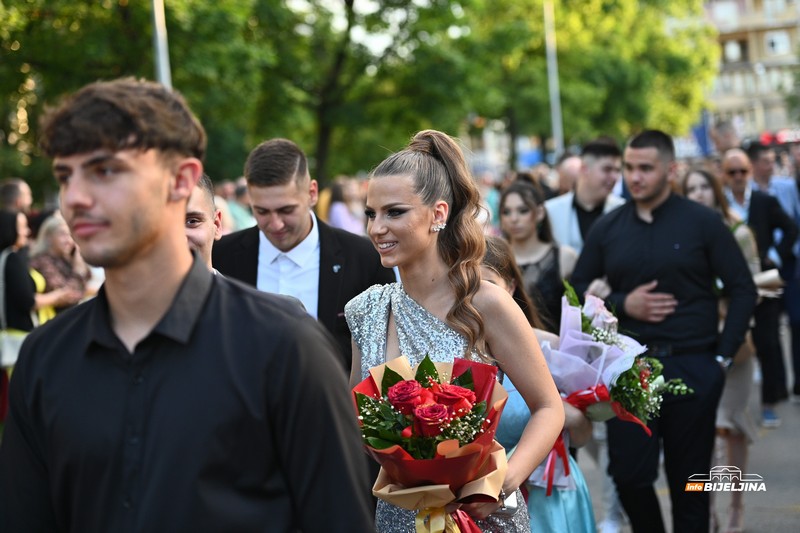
[{"xmin": 345, "ymin": 130, "xmax": 565, "ymax": 533}]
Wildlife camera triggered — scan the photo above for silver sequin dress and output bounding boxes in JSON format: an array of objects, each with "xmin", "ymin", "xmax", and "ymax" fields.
[{"xmin": 345, "ymin": 283, "xmax": 531, "ymax": 533}]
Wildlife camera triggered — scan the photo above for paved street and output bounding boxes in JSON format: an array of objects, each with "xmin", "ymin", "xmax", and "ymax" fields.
[{"xmin": 579, "ymin": 324, "xmax": 800, "ymax": 532}]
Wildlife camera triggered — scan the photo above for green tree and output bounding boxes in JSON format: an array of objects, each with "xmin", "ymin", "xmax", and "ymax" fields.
[
  {"xmin": 1, "ymin": 0, "xmax": 720, "ymax": 199},
  {"xmin": 461, "ymin": 0, "xmax": 718, "ymax": 167},
  {"xmin": 0, "ymin": 0, "xmax": 269, "ymax": 201}
]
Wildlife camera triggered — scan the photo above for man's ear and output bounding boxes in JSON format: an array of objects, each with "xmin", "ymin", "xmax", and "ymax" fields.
[
  {"xmin": 212, "ymin": 209, "xmax": 222, "ymax": 242},
  {"xmin": 170, "ymin": 158, "xmax": 203, "ymax": 202},
  {"xmin": 308, "ymin": 179, "xmax": 319, "ymax": 208}
]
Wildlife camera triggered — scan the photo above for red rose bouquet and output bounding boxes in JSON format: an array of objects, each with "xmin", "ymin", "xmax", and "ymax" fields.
[{"xmin": 353, "ymin": 355, "xmax": 508, "ymax": 532}]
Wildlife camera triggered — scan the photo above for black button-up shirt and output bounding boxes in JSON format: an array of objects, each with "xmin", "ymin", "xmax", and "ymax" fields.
[
  {"xmin": 0, "ymin": 257, "xmax": 374, "ymax": 532},
  {"xmin": 571, "ymin": 194, "xmax": 757, "ymax": 358}
]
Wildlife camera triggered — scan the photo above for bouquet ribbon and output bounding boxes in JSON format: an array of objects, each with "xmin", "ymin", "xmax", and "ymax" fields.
[
  {"xmin": 564, "ymin": 384, "xmax": 611, "ymax": 411},
  {"xmin": 542, "ymin": 432, "xmax": 570, "ymax": 496},
  {"xmin": 413, "ymin": 508, "xmax": 482, "ymax": 533},
  {"xmin": 564, "ymin": 385, "xmax": 652, "ymax": 437}
]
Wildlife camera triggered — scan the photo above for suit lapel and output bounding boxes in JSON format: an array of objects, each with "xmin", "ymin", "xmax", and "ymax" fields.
[
  {"xmin": 317, "ymin": 221, "xmax": 344, "ymax": 331},
  {"xmin": 239, "ymin": 227, "xmax": 260, "ymax": 286}
]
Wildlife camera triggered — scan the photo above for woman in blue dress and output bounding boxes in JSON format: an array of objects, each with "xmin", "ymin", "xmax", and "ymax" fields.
[
  {"xmin": 482, "ymin": 236, "xmax": 597, "ymax": 533},
  {"xmin": 346, "ymin": 130, "xmax": 564, "ymax": 532}
]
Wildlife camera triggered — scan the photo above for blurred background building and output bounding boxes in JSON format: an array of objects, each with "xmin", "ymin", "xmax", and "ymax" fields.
[{"xmin": 706, "ymin": 0, "xmax": 800, "ymax": 143}]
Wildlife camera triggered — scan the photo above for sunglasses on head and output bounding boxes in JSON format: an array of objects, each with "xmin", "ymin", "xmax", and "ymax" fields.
[{"xmin": 725, "ymin": 168, "xmax": 748, "ymax": 176}]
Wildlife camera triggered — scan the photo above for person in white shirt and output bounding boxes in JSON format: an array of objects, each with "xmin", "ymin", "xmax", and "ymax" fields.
[{"xmin": 212, "ymin": 138, "xmax": 396, "ymax": 372}]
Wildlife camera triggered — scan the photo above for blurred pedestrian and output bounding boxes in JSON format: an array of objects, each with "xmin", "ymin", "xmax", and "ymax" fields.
[
  {"xmin": 500, "ymin": 180, "xmax": 578, "ymax": 332},
  {"xmin": 29, "ymin": 213, "xmax": 89, "ymax": 313}
]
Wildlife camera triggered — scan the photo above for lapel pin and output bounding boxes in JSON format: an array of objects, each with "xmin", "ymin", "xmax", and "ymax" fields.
[{"xmin": 333, "ymin": 264, "xmax": 341, "ymax": 273}]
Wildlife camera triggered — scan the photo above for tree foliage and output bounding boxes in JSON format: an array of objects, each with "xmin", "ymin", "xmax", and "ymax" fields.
[{"xmin": 0, "ymin": 0, "xmax": 718, "ymax": 206}]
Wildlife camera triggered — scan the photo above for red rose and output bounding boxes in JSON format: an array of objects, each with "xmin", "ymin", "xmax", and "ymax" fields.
[
  {"xmin": 388, "ymin": 380, "xmax": 424, "ymax": 415},
  {"xmin": 434, "ymin": 383, "xmax": 476, "ymax": 418},
  {"xmin": 401, "ymin": 426, "xmax": 413, "ymax": 439},
  {"xmin": 413, "ymin": 403, "xmax": 450, "ymax": 437}
]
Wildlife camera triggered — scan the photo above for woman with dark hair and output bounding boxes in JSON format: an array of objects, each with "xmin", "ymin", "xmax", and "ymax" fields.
[
  {"xmin": 0, "ymin": 210, "xmax": 34, "ymax": 421},
  {"xmin": 346, "ymin": 130, "xmax": 563, "ymax": 532},
  {"xmin": 499, "ymin": 180, "xmax": 577, "ymax": 332},
  {"xmin": 0, "ymin": 210, "xmax": 36, "ymax": 333},
  {"xmin": 0, "ymin": 210, "xmax": 76, "ymax": 335},
  {"xmin": 682, "ymin": 168, "xmax": 760, "ymax": 533}
]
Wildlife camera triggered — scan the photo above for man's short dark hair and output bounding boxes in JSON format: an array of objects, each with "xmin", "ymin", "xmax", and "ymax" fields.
[
  {"xmin": 244, "ymin": 138, "xmax": 309, "ymax": 187},
  {"xmin": 581, "ymin": 139, "xmax": 621, "ymax": 159},
  {"xmin": 196, "ymin": 173, "xmax": 216, "ymax": 207},
  {"xmin": 745, "ymin": 141, "xmax": 772, "ymax": 163},
  {"xmin": 555, "ymin": 152, "xmax": 579, "ymax": 168},
  {"xmin": 627, "ymin": 130, "xmax": 675, "ymax": 162},
  {"xmin": 0, "ymin": 178, "xmax": 25, "ymax": 211},
  {"xmin": 40, "ymin": 77, "xmax": 206, "ymax": 161}
]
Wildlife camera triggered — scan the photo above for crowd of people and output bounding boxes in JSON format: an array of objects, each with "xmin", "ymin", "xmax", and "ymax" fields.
[{"xmin": 0, "ymin": 77, "xmax": 798, "ymax": 533}]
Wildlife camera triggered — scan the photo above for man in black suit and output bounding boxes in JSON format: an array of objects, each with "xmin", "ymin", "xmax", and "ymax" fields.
[
  {"xmin": 213, "ymin": 139, "xmax": 396, "ymax": 372},
  {"xmin": 723, "ymin": 148, "xmax": 799, "ymax": 427}
]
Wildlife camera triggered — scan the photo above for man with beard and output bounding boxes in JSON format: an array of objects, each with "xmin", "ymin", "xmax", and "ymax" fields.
[{"xmin": 571, "ymin": 130, "xmax": 757, "ymax": 533}]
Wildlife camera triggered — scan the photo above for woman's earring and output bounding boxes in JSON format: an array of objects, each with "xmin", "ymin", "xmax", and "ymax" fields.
[{"xmin": 431, "ymin": 222, "xmax": 446, "ymax": 233}]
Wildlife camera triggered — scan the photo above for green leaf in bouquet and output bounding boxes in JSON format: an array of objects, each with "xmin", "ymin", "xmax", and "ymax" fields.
[
  {"xmin": 471, "ymin": 400, "xmax": 487, "ymax": 419},
  {"xmin": 355, "ymin": 392, "xmax": 382, "ymax": 418},
  {"xmin": 451, "ymin": 367, "xmax": 474, "ymax": 390},
  {"xmin": 414, "ymin": 354, "xmax": 440, "ymax": 388},
  {"xmin": 381, "ymin": 366, "xmax": 405, "ymax": 396},
  {"xmin": 663, "ymin": 378, "xmax": 693, "ymax": 396},
  {"xmin": 563, "ymin": 280, "xmax": 582, "ymax": 307},
  {"xmin": 563, "ymin": 280, "xmax": 593, "ymax": 334},
  {"xmin": 365, "ymin": 437, "xmax": 398, "ymax": 450},
  {"xmin": 405, "ymin": 436, "xmax": 438, "ymax": 460}
]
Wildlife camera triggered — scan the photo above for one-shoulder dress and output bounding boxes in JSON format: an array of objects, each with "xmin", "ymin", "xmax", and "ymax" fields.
[{"xmin": 345, "ymin": 283, "xmax": 531, "ymax": 533}]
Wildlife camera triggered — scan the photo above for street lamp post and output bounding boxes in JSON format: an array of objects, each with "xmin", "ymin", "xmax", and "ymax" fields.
[
  {"xmin": 543, "ymin": 0, "xmax": 564, "ymax": 160},
  {"xmin": 152, "ymin": 0, "xmax": 172, "ymax": 89}
]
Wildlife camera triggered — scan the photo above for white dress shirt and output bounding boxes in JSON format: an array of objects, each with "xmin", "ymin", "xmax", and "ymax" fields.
[{"xmin": 257, "ymin": 211, "xmax": 320, "ymax": 318}]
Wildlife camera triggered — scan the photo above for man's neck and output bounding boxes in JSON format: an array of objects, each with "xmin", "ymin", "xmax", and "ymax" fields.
[
  {"xmin": 753, "ymin": 174, "xmax": 770, "ymax": 190},
  {"xmin": 104, "ymin": 238, "xmax": 194, "ymax": 353},
  {"xmin": 574, "ymin": 185, "xmax": 604, "ymax": 211},
  {"xmin": 635, "ymin": 191, "xmax": 670, "ymax": 223}
]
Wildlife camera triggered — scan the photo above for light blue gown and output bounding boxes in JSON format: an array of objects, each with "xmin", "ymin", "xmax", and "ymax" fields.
[{"xmin": 495, "ymin": 379, "xmax": 597, "ymax": 533}]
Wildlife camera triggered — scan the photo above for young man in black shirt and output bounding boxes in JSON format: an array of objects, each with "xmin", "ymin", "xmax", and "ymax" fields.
[
  {"xmin": 571, "ymin": 130, "xmax": 757, "ymax": 533},
  {"xmin": 0, "ymin": 78, "xmax": 374, "ymax": 532}
]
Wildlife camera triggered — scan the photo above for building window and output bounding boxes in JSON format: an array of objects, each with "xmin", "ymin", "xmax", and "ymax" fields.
[
  {"xmin": 722, "ymin": 40, "xmax": 748, "ymax": 63},
  {"xmin": 764, "ymin": 0, "xmax": 787, "ymax": 18},
  {"xmin": 765, "ymin": 31, "xmax": 791, "ymax": 56},
  {"xmin": 723, "ymin": 41, "xmax": 741, "ymax": 62}
]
